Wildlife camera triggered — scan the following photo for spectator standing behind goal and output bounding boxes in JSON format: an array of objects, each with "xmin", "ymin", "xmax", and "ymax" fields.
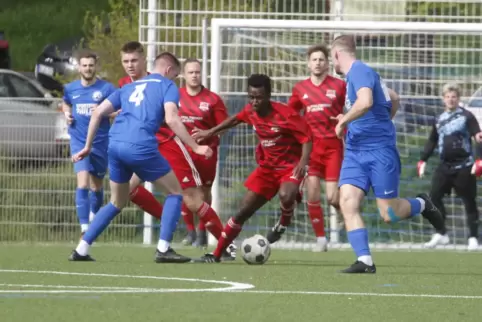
[{"xmin": 418, "ymin": 83, "xmax": 482, "ymax": 251}]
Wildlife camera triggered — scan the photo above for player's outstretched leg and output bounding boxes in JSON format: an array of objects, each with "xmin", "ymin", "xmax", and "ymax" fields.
[
  {"xmin": 69, "ymin": 181, "xmax": 129, "ymax": 262},
  {"xmin": 152, "ymin": 170, "xmax": 191, "ymax": 263},
  {"xmin": 192, "ymin": 191, "xmax": 268, "ymax": 263},
  {"xmin": 266, "ymin": 181, "xmax": 300, "ymax": 244},
  {"xmin": 194, "ymin": 187, "xmax": 214, "ymax": 248},
  {"xmin": 339, "ymin": 185, "xmax": 376, "ymax": 274},
  {"xmin": 182, "ymin": 187, "xmax": 235, "ymax": 261},
  {"xmin": 128, "ymin": 174, "xmax": 163, "ymax": 219}
]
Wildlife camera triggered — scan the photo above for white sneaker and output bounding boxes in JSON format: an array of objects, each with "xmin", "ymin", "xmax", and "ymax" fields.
[
  {"xmin": 424, "ymin": 233, "xmax": 450, "ymax": 248},
  {"xmin": 467, "ymin": 237, "xmax": 479, "ymax": 251},
  {"xmin": 89, "ymin": 211, "xmax": 95, "ymax": 222},
  {"xmin": 312, "ymin": 237, "xmax": 328, "ymax": 252}
]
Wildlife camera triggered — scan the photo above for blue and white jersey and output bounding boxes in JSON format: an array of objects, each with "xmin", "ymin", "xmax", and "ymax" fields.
[
  {"xmin": 345, "ymin": 60, "xmax": 396, "ymax": 150},
  {"xmin": 107, "ymin": 73, "xmax": 180, "ymax": 149},
  {"xmin": 63, "ymin": 79, "xmax": 116, "ymax": 149}
]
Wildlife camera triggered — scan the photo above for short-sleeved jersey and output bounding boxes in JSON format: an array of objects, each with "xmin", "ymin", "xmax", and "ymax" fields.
[
  {"xmin": 288, "ymin": 76, "xmax": 346, "ymax": 140},
  {"xmin": 63, "ymin": 79, "xmax": 116, "ymax": 146},
  {"xmin": 155, "ymin": 87, "xmax": 228, "ymax": 146},
  {"xmin": 108, "ymin": 74, "xmax": 180, "ymax": 149},
  {"xmin": 118, "ymin": 73, "xmax": 150, "ymax": 88},
  {"xmin": 422, "ymin": 107, "xmax": 481, "ymax": 164},
  {"xmin": 236, "ymin": 101, "xmax": 311, "ymax": 169},
  {"xmin": 345, "ymin": 60, "xmax": 395, "ymax": 150}
]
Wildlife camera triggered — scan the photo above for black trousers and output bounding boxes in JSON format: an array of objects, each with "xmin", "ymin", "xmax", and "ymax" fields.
[{"xmin": 430, "ymin": 163, "xmax": 479, "ymax": 238}]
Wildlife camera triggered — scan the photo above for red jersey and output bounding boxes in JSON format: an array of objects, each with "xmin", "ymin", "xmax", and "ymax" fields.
[
  {"xmin": 236, "ymin": 101, "xmax": 311, "ymax": 169},
  {"xmin": 288, "ymin": 75, "xmax": 346, "ymax": 140},
  {"xmin": 118, "ymin": 73, "xmax": 151, "ymax": 88},
  {"xmin": 156, "ymin": 87, "xmax": 228, "ymax": 145}
]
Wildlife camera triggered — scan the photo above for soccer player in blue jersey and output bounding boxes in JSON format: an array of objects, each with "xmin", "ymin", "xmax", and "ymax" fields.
[
  {"xmin": 68, "ymin": 52, "xmax": 212, "ymax": 263},
  {"xmin": 61, "ymin": 51, "xmax": 116, "ymax": 237},
  {"xmin": 330, "ymin": 35, "xmax": 445, "ymax": 273}
]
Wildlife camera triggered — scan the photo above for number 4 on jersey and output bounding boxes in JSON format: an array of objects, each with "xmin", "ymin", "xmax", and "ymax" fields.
[{"xmin": 129, "ymin": 83, "xmax": 147, "ymax": 106}]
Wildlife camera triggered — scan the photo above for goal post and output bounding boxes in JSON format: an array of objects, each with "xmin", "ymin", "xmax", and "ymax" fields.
[{"xmin": 210, "ymin": 18, "xmax": 482, "ymax": 250}]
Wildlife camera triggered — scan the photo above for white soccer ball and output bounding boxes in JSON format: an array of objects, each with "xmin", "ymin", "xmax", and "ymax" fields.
[{"xmin": 241, "ymin": 234, "xmax": 271, "ymax": 265}]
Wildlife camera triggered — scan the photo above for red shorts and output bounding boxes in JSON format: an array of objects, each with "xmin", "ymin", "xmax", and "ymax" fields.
[
  {"xmin": 158, "ymin": 137, "xmax": 212, "ymax": 189},
  {"xmin": 245, "ymin": 166, "xmax": 303, "ymax": 201},
  {"xmin": 308, "ymin": 138, "xmax": 343, "ymax": 181},
  {"xmin": 189, "ymin": 146, "xmax": 218, "ymax": 187}
]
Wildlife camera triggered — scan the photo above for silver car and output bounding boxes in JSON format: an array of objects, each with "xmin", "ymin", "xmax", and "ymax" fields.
[{"xmin": 0, "ymin": 69, "xmax": 69, "ymax": 160}]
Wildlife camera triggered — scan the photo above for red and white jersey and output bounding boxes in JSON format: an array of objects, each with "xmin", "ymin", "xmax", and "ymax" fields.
[
  {"xmin": 236, "ymin": 101, "xmax": 311, "ymax": 169},
  {"xmin": 288, "ymin": 75, "xmax": 346, "ymax": 140},
  {"xmin": 156, "ymin": 86, "xmax": 228, "ymax": 145}
]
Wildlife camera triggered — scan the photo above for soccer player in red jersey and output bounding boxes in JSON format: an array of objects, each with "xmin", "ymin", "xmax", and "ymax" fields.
[
  {"xmin": 288, "ymin": 44, "xmax": 346, "ymax": 252},
  {"xmin": 118, "ymin": 41, "xmax": 149, "ymax": 87},
  {"xmin": 191, "ymin": 74, "xmax": 312, "ymax": 263},
  {"xmin": 155, "ymin": 60, "xmax": 235, "ymax": 258},
  {"xmin": 117, "ymin": 42, "xmax": 167, "ymax": 220},
  {"xmin": 176, "ymin": 58, "xmax": 229, "ymax": 247}
]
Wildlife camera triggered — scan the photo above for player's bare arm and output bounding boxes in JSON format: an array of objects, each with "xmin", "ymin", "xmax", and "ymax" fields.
[
  {"xmin": 61, "ymin": 101, "xmax": 74, "ymax": 124},
  {"xmin": 192, "ymin": 115, "xmax": 242, "ymax": 142},
  {"xmin": 72, "ymin": 99, "xmax": 115, "ymax": 162},
  {"xmin": 339, "ymin": 87, "xmax": 373, "ymax": 125},
  {"xmin": 164, "ymin": 101, "xmax": 212, "ymax": 158},
  {"xmin": 388, "ymin": 88, "xmax": 400, "ymax": 119},
  {"xmin": 292, "ymin": 141, "xmax": 312, "ymax": 178}
]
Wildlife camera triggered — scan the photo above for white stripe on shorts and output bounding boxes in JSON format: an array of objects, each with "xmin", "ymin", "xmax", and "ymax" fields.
[{"xmin": 173, "ymin": 136, "xmax": 202, "ymax": 187}]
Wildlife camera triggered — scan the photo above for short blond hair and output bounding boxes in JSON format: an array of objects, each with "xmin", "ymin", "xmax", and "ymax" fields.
[
  {"xmin": 442, "ymin": 83, "xmax": 461, "ymax": 97},
  {"xmin": 331, "ymin": 35, "xmax": 356, "ymax": 54}
]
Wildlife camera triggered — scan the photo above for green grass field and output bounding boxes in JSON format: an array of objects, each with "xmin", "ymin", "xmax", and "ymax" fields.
[{"xmin": 1, "ymin": 244, "xmax": 482, "ymax": 322}]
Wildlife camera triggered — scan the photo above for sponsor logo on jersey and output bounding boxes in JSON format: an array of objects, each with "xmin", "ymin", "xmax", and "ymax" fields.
[
  {"xmin": 92, "ymin": 91, "xmax": 103, "ymax": 102},
  {"xmin": 326, "ymin": 89, "xmax": 336, "ymax": 99},
  {"xmin": 199, "ymin": 102, "xmax": 210, "ymax": 111}
]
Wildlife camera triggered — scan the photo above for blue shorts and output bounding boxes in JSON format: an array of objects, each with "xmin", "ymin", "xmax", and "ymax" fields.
[
  {"xmin": 108, "ymin": 141, "xmax": 171, "ymax": 184},
  {"xmin": 71, "ymin": 141, "xmax": 108, "ymax": 179},
  {"xmin": 338, "ymin": 146, "xmax": 401, "ymax": 199}
]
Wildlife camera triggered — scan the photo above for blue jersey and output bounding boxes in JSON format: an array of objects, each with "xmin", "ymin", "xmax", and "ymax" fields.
[
  {"xmin": 63, "ymin": 79, "xmax": 116, "ymax": 148},
  {"xmin": 345, "ymin": 60, "xmax": 396, "ymax": 150},
  {"xmin": 107, "ymin": 73, "xmax": 180, "ymax": 149}
]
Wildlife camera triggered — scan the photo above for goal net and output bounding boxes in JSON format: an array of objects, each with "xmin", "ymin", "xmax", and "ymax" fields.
[{"xmin": 210, "ymin": 19, "xmax": 482, "ymax": 250}]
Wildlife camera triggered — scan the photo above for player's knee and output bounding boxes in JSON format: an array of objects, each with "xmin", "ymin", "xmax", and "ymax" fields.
[
  {"xmin": 278, "ymin": 189, "xmax": 296, "ymax": 206},
  {"xmin": 110, "ymin": 198, "xmax": 128, "ymax": 209}
]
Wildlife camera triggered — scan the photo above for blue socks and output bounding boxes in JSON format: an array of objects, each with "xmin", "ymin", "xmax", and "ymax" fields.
[
  {"xmin": 90, "ymin": 189, "xmax": 104, "ymax": 214},
  {"xmin": 405, "ymin": 198, "xmax": 422, "ymax": 218},
  {"xmin": 159, "ymin": 194, "xmax": 183, "ymax": 242},
  {"xmin": 83, "ymin": 202, "xmax": 121, "ymax": 245},
  {"xmin": 347, "ymin": 228, "xmax": 371, "ymax": 257},
  {"xmin": 75, "ymin": 188, "xmax": 90, "ymax": 227}
]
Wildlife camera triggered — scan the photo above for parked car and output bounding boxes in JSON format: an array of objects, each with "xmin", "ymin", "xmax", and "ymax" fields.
[
  {"xmin": 34, "ymin": 37, "xmax": 86, "ymax": 93},
  {"xmin": 0, "ymin": 69, "xmax": 69, "ymax": 160}
]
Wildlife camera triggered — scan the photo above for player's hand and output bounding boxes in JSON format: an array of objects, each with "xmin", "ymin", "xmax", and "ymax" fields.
[
  {"xmin": 64, "ymin": 111, "xmax": 74, "ymax": 125},
  {"xmin": 72, "ymin": 147, "xmax": 91, "ymax": 163},
  {"xmin": 192, "ymin": 128, "xmax": 211, "ymax": 143},
  {"xmin": 334, "ymin": 122, "xmax": 346, "ymax": 139},
  {"xmin": 475, "ymin": 132, "xmax": 482, "ymax": 143},
  {"xmin": 471, "ymin": 159, "xmax": 482, "ymax": 177},
  {"xmin": 193, "ymin": 145, "xmax": 213, "ymax": 159},
  {"xmin": 292, "ymin": 162, "xmax": 308, "ymax": 179},
  {"xmin": 330, "ymin": 114, "xmax": 343, "ymax": 123},
  {"xmin": 417, "ymin": 160, "xmax": 426, "ymax": 178}
]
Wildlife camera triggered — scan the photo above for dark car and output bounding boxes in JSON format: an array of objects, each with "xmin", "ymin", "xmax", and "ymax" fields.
[{"xmin": 34, "ymin": 37, "xmax": 86, "ymax": 93}]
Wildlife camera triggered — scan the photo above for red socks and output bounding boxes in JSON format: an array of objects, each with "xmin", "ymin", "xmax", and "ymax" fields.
[
  {"xmin": 307, "ymin": 201, "xmax": 326, "ymax": 237},
  {"xmin": 213, "ymin": 217, "xmax": 242, "ymax": 258},
  {"xmin": 279, "ymin": 203, "xmax": 295, "ymax": 227},
  {"xmin": 196, "ymin": 202, "xmax": 223, "ymax": 239},
  {"xmin": 181, "ymin": 204, "xmax": 195, "ymax": 232},
  {"xmin": 129, "ymin": 186, "xmax": 163, "ymax": 219}
]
